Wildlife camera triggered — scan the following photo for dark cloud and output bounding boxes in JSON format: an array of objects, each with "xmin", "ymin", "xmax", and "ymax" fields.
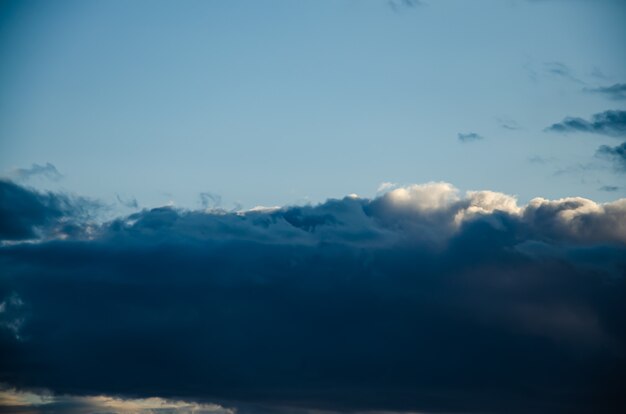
[
  {"xmin": 0, "ymin": 180, "xmax": 101, "ymax": 241},
  {"xmin": 457, "ymin": 132, "xmax": 484, "ymax": 142},
  {"xmin": 596, "ymin": 141, "xmax": 626, "ymax": 172},
  {"xmin": 11, "ymin": 163, "xmax": 62, "ymax": 182},
  {"xmin": 0, "ymin": 182, "xmax": 625, "ymax": 413},
  {"xmin": 585, "ymin": 83, "xmax": 626, "ymax": 100},
  {"xmin": 545, "ymin": 110, "xmax": 626, "ymax": 137}
]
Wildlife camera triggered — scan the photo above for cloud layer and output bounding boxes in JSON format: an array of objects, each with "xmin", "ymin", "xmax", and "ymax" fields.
[{"xmin": 1, "ymin": 181, "xmax": 625, "ymax": 413}]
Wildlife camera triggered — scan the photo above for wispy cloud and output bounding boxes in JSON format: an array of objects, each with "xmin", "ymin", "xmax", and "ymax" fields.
[
  {"xmin": 584, "ymin": 83, "xmax": 626, "ymax": 100},
  {"xmin": 116, "ymin": 194, "xmax": 139, "ymax": 209},
  {"xmin": 599, "ymin": 185, "xmax": 619, "ymax": 192},
  {"xmin": 545, "ymin": 110, "xmax": 626, "ymax": 137},
  {"xmin": 596, "ymin": 141, "xmax": 626, "ymax": 172},
  {"xmin": 496, "ymin": 117, "xmax": 523, "ymax": 131},
  {"xmin": 527, "ymin": 155, "xmax": 555, "ymax": 164},
  {"xmin": 387, "ymin": 0, "xmax": 424, "ymax": 12},
  {"xmin": 457, "ymin": 132, "xmax": 484, "ymax": 142},
  {"xmin": 543, "ymin": 61, "xmax": 585, "ymax": 84},
  {"xmin": 199, "ymin": 192, "xmax": 222, "ymax": 209},
  {"xmin": 376, "ymin": 181, "xmax": 398, "ymax": 194},
  {"xmin": 11, "ymin": 162, "xmax": 62, "ymax": 182}
]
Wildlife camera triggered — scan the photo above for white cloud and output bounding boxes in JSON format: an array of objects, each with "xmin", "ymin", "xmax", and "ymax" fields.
[{"xmin": 0, "ymin": 388, "xmax": 235, "ymax": 414}]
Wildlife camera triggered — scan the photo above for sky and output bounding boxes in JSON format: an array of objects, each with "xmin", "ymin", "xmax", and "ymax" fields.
[
  {"xmin": 1, "ymin": 1, "xmax": 626, "ymax": 414},
  {"xmin": 1, "ymin": 0, "xmax": 625, "ymax": 210}
]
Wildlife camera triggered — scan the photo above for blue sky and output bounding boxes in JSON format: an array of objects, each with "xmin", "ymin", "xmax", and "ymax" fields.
[{"xmin": 1, "ymin": 0, "xmax": 625, "ymax": 210}]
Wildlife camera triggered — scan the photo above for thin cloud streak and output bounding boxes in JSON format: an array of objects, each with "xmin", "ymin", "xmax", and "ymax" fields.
[{"xmin": 584, "ymin": 83, "xmax": 626, "ymax": 100}]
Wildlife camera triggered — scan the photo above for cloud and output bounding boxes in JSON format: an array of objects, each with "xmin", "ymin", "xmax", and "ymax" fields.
[
  {"xmin": 543, "ymin": 61, "xmax": 584, "ymax": 84},
  {"xmin": 457, "ymin": 132, "xmax": 484, "ymax": 142},
  {"xmin": 116, "ymin": 194, "xmax": 139, "ymax": 209},
  {"xmin": 528, "ymin": 155, "xmax": 555, "ymax": 164},
  {"xmin": 0, "ymin": 180, "xmax": 103, "ymax": 242},
  {"xmin": 199, "ymin": 192, "xmax": 222, "ymax": 209},
  {"xmin": 0, "ymin": 181, "xmax": 625, "ymax": 413},
  {"xmin": 599, "ymin": 185, "xmax": 619, "ymax": 192},
  {"xmin": 387, "ymin": 0, "xmax": 424, "ymax": 12},
  {"xmin": 585, "ymin": 83, "xmax": 626, "ymax": 100},
  {"xmin": 496, "ymin": 117, "xmax": 522, "ymax": 131},
  {"xmin": 545, "ymin": 110, "xmax": 626, "ymax": 137},
  {"xmin": 0, "ymin": 388, "xmax": 234, "ymax": 414},
  {"xmin": 11, "ymin": 163, "xmax": 62, "ymax": 182},
  {"xmin": 596, "ymin": 141, "xmax": 626, "ymax": 172}
]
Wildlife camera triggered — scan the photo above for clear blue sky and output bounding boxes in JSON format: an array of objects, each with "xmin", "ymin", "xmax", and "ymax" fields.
[{"xmin": 1, "ymin": 0, "xmax": 625, "ymax": 210}]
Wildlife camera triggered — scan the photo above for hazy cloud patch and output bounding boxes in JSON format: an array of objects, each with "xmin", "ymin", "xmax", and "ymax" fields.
[
  {"xmin": 596, "ymin": 142, "xmax": 626, "ymax": 172},
  {"xmin": 543, "ymin": 61, "xmax": 584, "ymax": 84},
  {"xmin": 584, "ymin": 83, "xmax": 626, "ymax": 100},
  {"xmin": 387, "ymin": 0, "xmax": 424, "ymax": 12},
  {"xmin": 496, "ymin": 117, "xmax": 522, "ymax": 131},
  {"xmin": 457, "ymin": 132, "xmax": 484, "ymax": 142},
  {"xmin": 11, "ymin": 163, "xmax": 62, "ymax": 182},
  {"xmin": 199, "ymin": 192, "xmax": 223, "ymax": 210},
  {"xmin": 599, "ymin": 185, "xmax": 619, "ymax": 192}
]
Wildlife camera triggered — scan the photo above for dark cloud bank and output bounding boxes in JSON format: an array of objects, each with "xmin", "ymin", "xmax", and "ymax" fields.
[{"xmin": 1, "ymin": 180, "xmax": 626, "ymax": 413}]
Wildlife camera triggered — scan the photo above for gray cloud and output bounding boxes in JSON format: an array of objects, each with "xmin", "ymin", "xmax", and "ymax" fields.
[
  {"xmin": 545, "ymin": 110, "xmax": 626, "ymax": 137},
  {"xmin": 585, "ymin": 83, "xmax": 626, "ymax": 100},
  {"xmin": 0, "ymin": 181, "xmax": 625, "ymax": 413},
  {"xmin": 11, "ymin": 163, "xmax": 62, "ymax": 182},
  {"xmin": 457, "ymin": 132, "xmax": 484, "ymax": 142}
]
